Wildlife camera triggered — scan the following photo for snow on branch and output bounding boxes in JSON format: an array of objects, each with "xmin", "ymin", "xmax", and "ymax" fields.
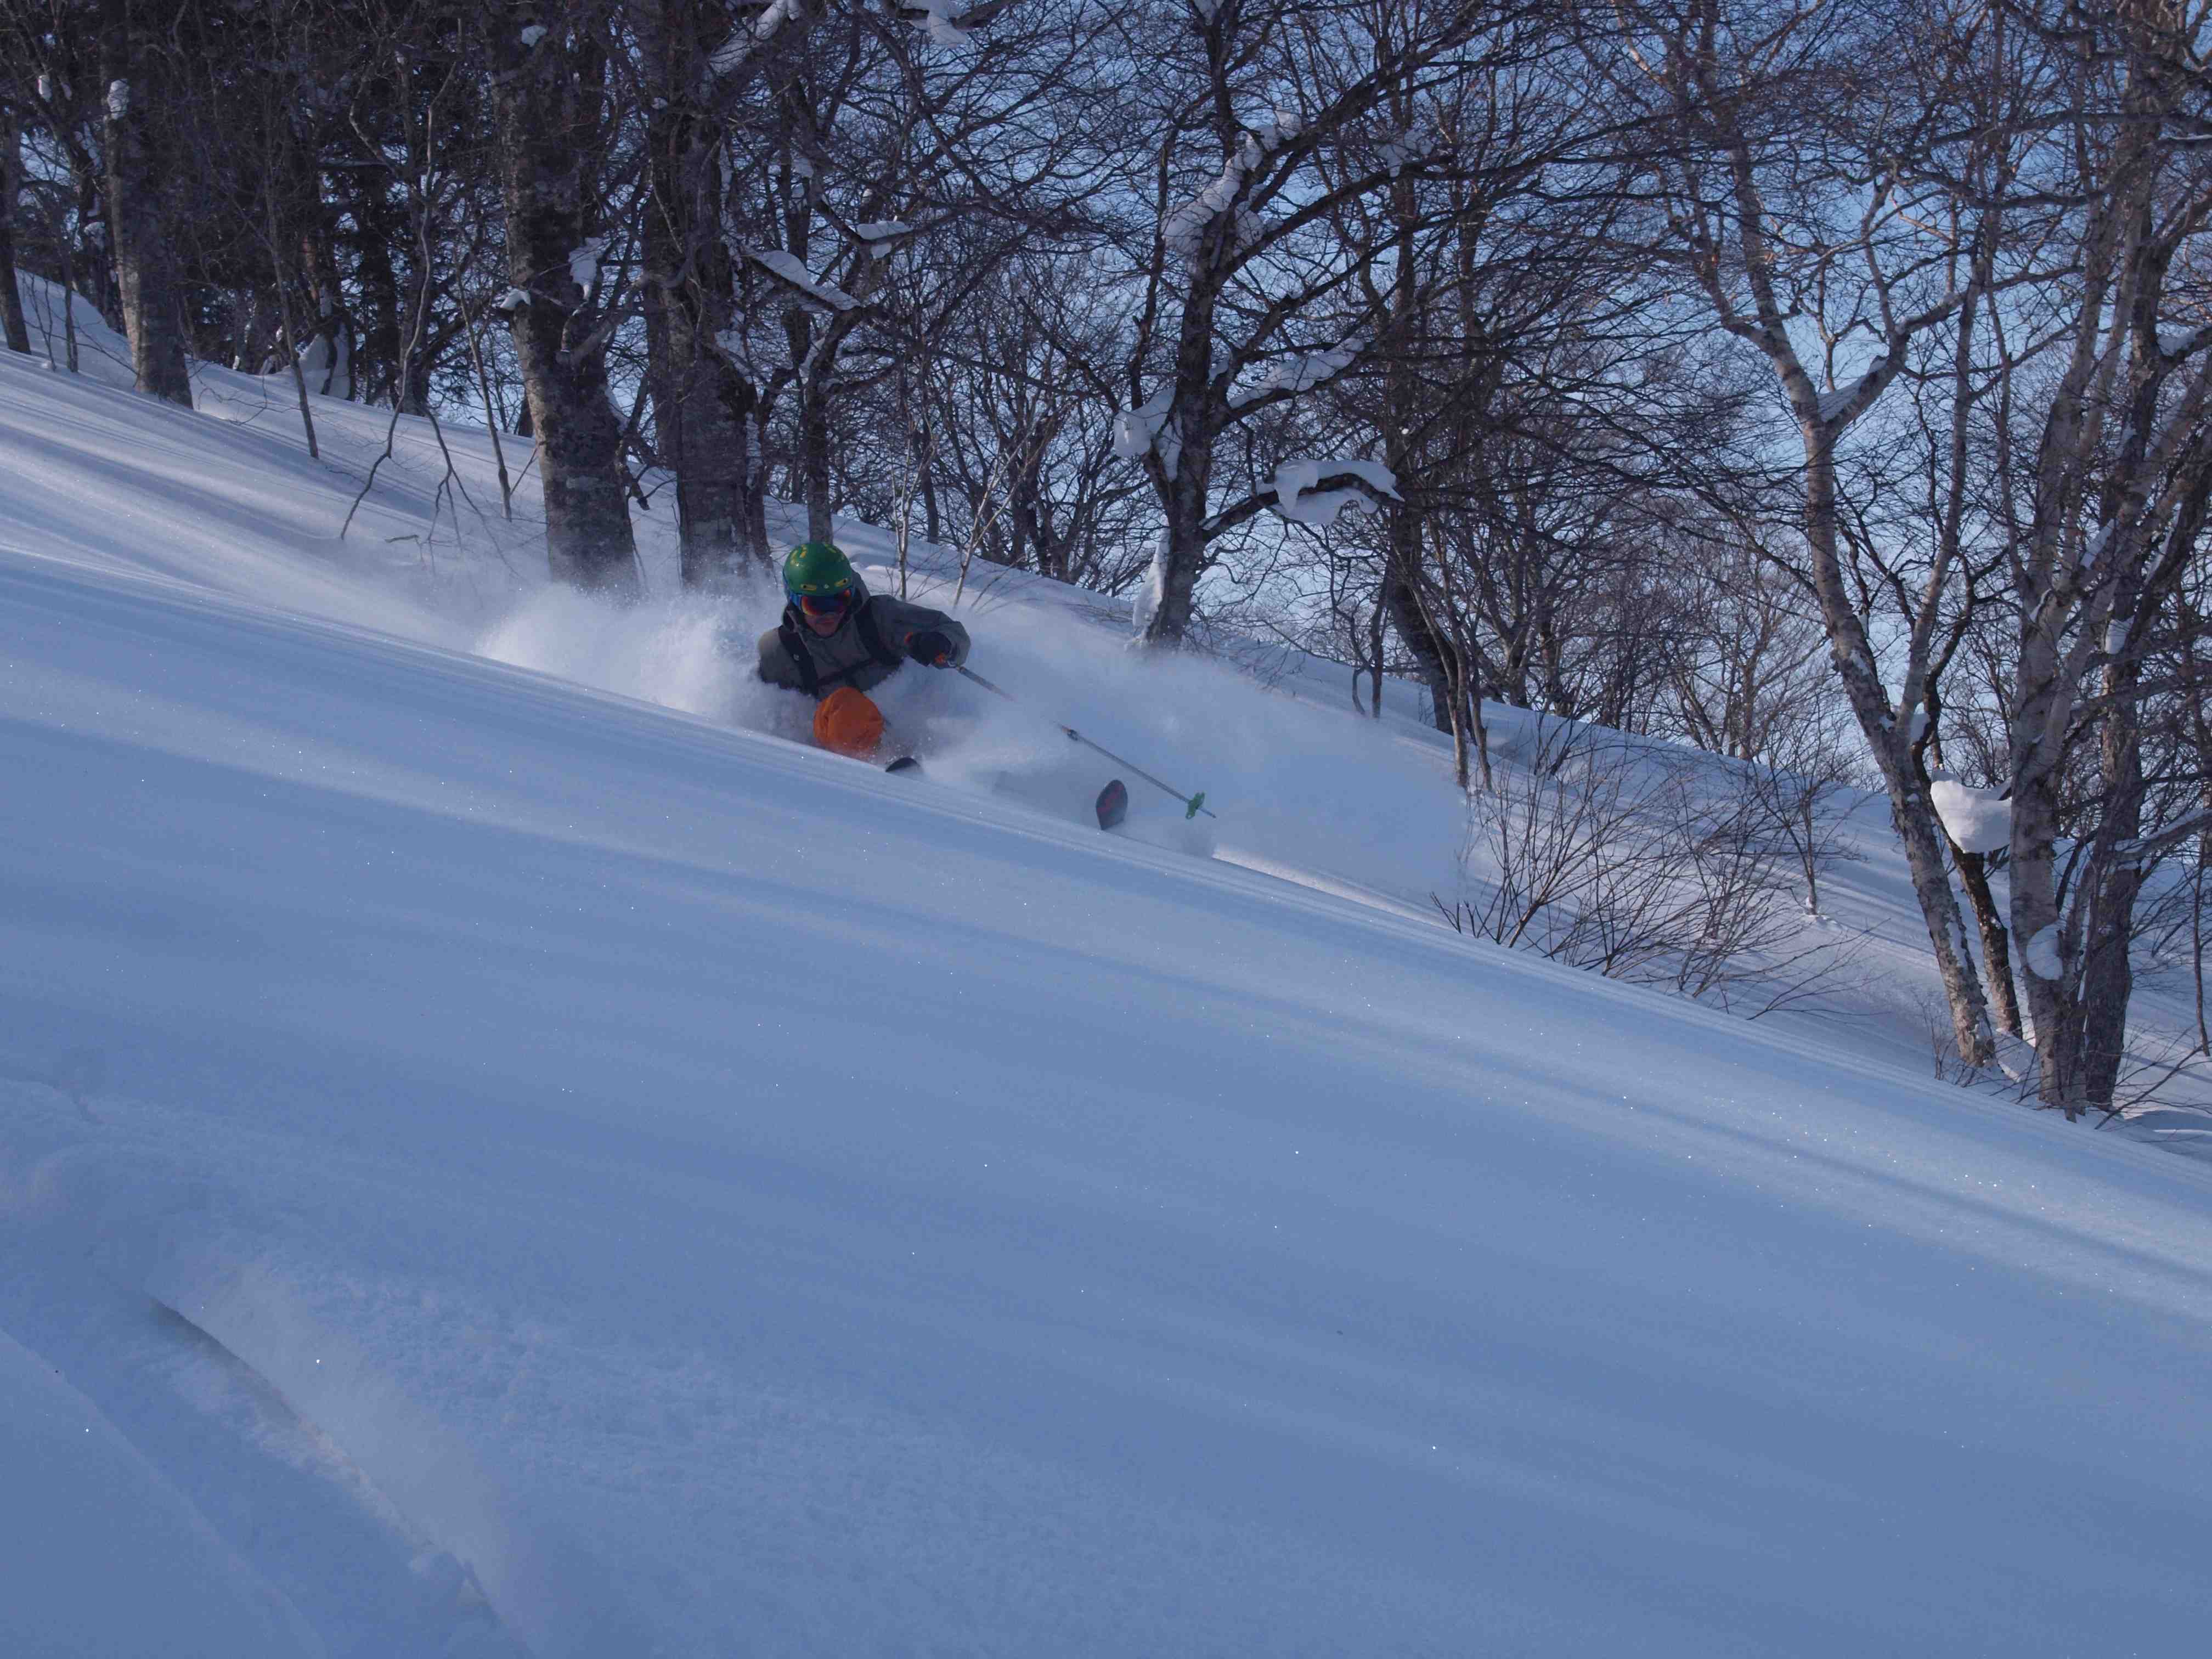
[
  {"xmin": 2023, "ymin": 924, "xmax": 2064, "ymax": 981},
  {"xmin": 1228, "ymin": 342, "xmax": 1358, "ymax": 408},
  {"xmin": 1376, "ymin": 131, "xmax": 1421, "ymax": 177},
  {"xmin": 567, "ymin": 239, "xmax": 606, "ymax": 296},
  {"xmin": 896, "ymin": 0, "xmax": 1003, "ymax": 48},
  {"xmin": 1813, "ymin": 356, "xmax": 1888, "ymax": 424},
  {"xmin": 708, "ymin": 0, "xmax": 806, "ymax": 81},
  {"xmin": 2158, "ymin": 324, "xmax": 2212, "ymax": 361},
  {"xmin": 1268, "ymin": 459, "xmax": 1399, "ymax": 526},
  {"xmin": 1162, "ymin": 110, "xmax": 1302, "ymax": 261},
  {"xmin": 747, "ymin": 248, "xmax": 862, "ymax": 313},
  {"xmin": 1113, "ymin": 387, "xmax": 1180, "ymax": 479},
  {"xmin": 1929, "ymin": 777, "xmax": 2009, "ymax": 856},
  {"xmin": 847, "ymin": 221, "xmax": 916, "ymax": 258},
  {"xmin": 2104, "ymin": 805, "xmax": 2212, "ymax": 868}
]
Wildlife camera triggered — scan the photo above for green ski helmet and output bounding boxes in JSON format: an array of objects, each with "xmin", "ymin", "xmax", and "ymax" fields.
[{"xmin": 784, "ymin": 540, "xmax": 857, "ymax": 601}]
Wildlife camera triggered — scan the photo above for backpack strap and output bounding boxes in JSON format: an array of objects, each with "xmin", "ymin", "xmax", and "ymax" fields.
[
  {"xmin": 853, "ymin": 598, "xmax": 906, "ymax": 672},
  {"xmin": 776, "ymin": 615, "xmax": 822, "ymax": 697},
  {"xmin": 778, "ymin": 598, "xmax": 905, "ymax": 701}
]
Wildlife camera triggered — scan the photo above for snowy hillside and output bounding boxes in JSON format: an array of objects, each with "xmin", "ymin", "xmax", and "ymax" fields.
[{"xmin": 7, "ymin": 306, "xmax": 2212, "ymax": 1657}]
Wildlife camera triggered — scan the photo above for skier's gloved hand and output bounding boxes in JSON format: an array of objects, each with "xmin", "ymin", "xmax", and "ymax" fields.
[{"xmin": 907, "ymin": 629, "xmax": 954, "ymax": 667}]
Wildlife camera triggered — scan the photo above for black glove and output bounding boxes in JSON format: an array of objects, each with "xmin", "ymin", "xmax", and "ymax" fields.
[{"xmin": 907, "ymin": 629, "xmax": 954, "ymax": 667}]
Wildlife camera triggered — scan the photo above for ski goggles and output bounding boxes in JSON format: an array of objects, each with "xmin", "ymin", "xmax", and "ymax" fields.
[{"xmin": 792, "ymin": 586, "xmax": 857, "ymax": 619}]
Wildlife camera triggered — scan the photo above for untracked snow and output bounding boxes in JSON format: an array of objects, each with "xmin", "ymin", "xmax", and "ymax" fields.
[{"xmin": 5, "ymin": 297, "xmax": 2212, "ymax": 1657}]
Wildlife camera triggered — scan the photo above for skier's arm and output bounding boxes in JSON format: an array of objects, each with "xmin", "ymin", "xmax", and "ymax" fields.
[{"xmin": 875, "ymin": 599, "xmax": 969, "ymax": 667}]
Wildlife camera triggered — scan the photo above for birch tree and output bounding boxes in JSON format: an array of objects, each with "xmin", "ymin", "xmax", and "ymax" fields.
[
  {"xmin": 632, "ymin": 0, "xmax": 813, "ymax": 586},
  {"xmin": 1601, "ymin": 0, "xmax": 2036, "ymax": 1067},
  {"xmin": 1995, "ymin": 0, "xmax": 2212, "ymax": 1113},
  {"xmin": 482, "ymin": 0, "xmax": 640, "ymax": 592},
  {"xmin": 99, "ymin": 0, "xmax": 191, "ymax": 403}
]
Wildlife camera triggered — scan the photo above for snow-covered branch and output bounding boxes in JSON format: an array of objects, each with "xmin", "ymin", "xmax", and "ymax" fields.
[
  {"xmin": 1112, "ymin": 387, "xmax": 1180, "ymax": 479},
  {"xmin": 1266, "ymin": 458, "xmax": 1400, "ymax": 526},
  {"xmin": 1161, "ymin": 111, "xmax": 1301, "ymax": 260},
  {"xmin": 707, "ymin": 0, "xmax": 808, "ymax": 82},
  {"xmin": 747, "ymin": 248, "xmax": 863, "ymax": 313},
  {"xmin": 1227, "ymin": 342, "xmax": 1357, "ymax": 409}
]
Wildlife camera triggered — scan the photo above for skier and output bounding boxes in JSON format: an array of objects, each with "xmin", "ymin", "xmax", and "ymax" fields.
[{"xmin": 758, "ymin": 540, "xmax": 969, "ymax": 758}]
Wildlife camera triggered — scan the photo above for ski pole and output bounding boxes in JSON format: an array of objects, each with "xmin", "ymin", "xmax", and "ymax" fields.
[{"xmin": 956, "ymin": 664, "xmax": 1217, "ymax": 820}]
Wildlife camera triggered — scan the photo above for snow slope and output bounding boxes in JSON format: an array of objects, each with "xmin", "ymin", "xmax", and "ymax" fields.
[{"xmin": 5, "ymin": 315, "xmax": 2212, "ymax": 1656}]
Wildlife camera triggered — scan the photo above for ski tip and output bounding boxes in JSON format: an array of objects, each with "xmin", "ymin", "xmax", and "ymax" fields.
[
  {"xmin": 885, "ymin": 755, "xmax": 924, "ymax": 775},
  {"xmin": 1095, "ymin": 778, "xmax": 1130, "ymax": 831}
]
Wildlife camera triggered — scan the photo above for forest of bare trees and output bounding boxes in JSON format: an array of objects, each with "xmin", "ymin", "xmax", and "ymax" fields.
[{"xmin": 5, "ymin": 0, "xmax": 2211, "ymax": 1118}]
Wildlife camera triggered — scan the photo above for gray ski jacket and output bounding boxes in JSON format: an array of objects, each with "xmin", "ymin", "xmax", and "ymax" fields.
[{"xmin": 755, "ymin": 580, "xmax": 970, "ymax": 699}]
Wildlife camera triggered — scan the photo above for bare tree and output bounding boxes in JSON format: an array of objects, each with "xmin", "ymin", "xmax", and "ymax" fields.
[
  {"xmin": 1599, "ymin": 0, "xmax": 2047, "ymax": 1066},
  {"xmin": 1106, "ymin": 0, "xmax": 1555, "ymax": 649},
  {"xmin": 1436, "ymin": 716, "xmax": 1859, "ymax": 1013},
  {"xmin": 901, "ymin": 251, "xmax": 1153, "ymax": 594},
  {"xmin": 1990, "ymin": 0, "xmax": 2212, "ymax": 1113}
]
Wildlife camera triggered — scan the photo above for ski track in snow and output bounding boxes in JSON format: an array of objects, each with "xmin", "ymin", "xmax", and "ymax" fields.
[{"xmin": 5, "ymin": 296, "xmax": 2212, "ymax": 1656}]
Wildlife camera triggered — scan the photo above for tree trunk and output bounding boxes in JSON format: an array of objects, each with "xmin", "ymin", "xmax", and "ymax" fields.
[
  {"xmin": 1135, "ymin": 252, "xmax": 1225, "ymax": 648},
  {"xmin": 1953, "ymin": 849, "xmax": 2022, "ymax": 1039},
  {"xmin": 798, "ymin": 360, "xmax": 834, "ymax": 543},
  {"xmin": 2077, "ymin": 722, "xmax": 2145, "ymax": 1111},
  {"xmin": 488, "ymin": 5, "xmax": 638, "ymax": 594},
  {"xmin": 2010, "ymin": 627, "xmax": 2077, "ymax": 1104},
  {"xmin": 100, "ymin": 0, "xmax": 192, "ymax": 404},
  {"xmin": 399, "ymin": 253, "xmax": 435, "ymax": 417},
  {"xmin": 0, "ymin": 107, "xmax": 30, "ymax": 355},
  {"xmin": 1368, "ymin": 572, "xmax": 1387, "ymax": 717},
  {"xmin": 1382, "ymin": 497, "xmax": 1459, "ymax": 733},
  {"xmin": 1801, "ymin": 421, "xmax": 1995, "ymax": 1067},
  {"xmin": 640, "ymin": 8, "xmax": 765, "ymax": 589},
  {"xmin": 348, "ymin": 172, "xmax": 405, "ymax": 407},
  {"xmin": 1146, "ymin": 455, "xmax": 1212, "ymax": 647},
  {"xmin": 1922, "ymin": 720, "xmax": 2023, "ymax": 1040},
  {"xmin": 301, "ymin": 209, "xmax": 352, "ymax": 397}
]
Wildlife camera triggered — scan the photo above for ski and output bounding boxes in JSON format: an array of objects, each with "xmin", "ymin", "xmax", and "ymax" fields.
[
  {"xmin": 1095, "ymin": 778, "xmax": 1128, "ymax": 831},
  {"xmin": 890, "ymin": 757, "xmax": 1124, "ymax": 835}
]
